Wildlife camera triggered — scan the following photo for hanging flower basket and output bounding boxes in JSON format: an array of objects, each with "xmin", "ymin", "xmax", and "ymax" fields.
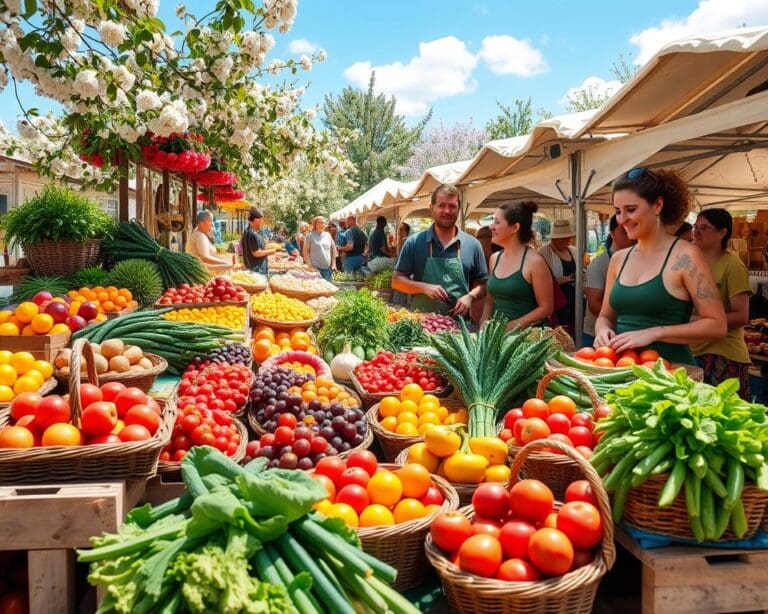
[
  {"xmin": 197, "ymin": 187, "xmax": 245, "ymax": 202},
  {"xmin": 76, "ymin": 130, "xmax": 114, "ymax": 168},
  {"xmin": 142, "ymin": 132, "xmax": 211, "ymax": 173},
  {"xmin": 193, "ymin": 170, "xmax": 237, "ymax": 187}
]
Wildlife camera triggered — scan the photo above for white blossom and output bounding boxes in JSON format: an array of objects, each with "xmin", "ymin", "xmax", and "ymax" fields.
[
  {"xmin": 98, "ymin": 21, "xmax": 126, "ymax": 47},
  {"xmin": 111, "ymin": 65, "xmax": 135, "ymax": 91},
  {"xmin": 16, "ymin": 119, "xmax": 37, "ymax": 140},
  {"xmin": 299, "ymin": 55, "xmax": 312, "ymax": 71},
  {"xmin": 117, "ymin": 123, "xmax": 139, "ymax": 143},
  {"xmin": 147, "ymin": 99, "xmax": 188, "ymax": 136},
  {"xmin": 0, "ymin": 67, "xmax": 7, "ymax": 93},
  {"xmin": 175, "ymin": 4, "xmax": 186, "ymax": 18},
  {"xmin": 4, "ymin": 0, "xmax": 21, "ymax": 15},
  {"xmin": 212, "ymin": 56, "xmax": 233, "ymax": 82},
  {"xmin": 61, "ymin": 27, "xmax": 81, "ymax": 53},
  {"xmin": 74, "ymin": 69, "xmax": 99, "ymax": 99},
  {"xmin": 267, "ymin": 59, "xmax": 283, "ymax": 75},
  {"xmin": 136, "ymin": 89, "xmax": 162, "ymax": 112}
]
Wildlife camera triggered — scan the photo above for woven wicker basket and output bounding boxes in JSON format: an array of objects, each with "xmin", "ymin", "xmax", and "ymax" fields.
[
  {"xmin": 235, "ymin": 281, "xmax": 267, "ymax": 294},
  {"xmin": 507, "ymin": 369, "xmax": 602, "ymax": 500},
  {"xmin": 366, "ymin": 398, "xmax": 466, "ymax": 462},
  {"xmin": 251, "ymin": 314, "xmax": 319, "ymax": 330},
  {"xmin": 0, "ymin": 377, "xmax": 57, "ymax": 411},
  {"xmin": 623, "ymin": 474, "xmax": 768, "ymax": 542},
  {"xmin": 0, "ymin": 339, "xmax": 175, "ymax": 484},
  {"xmin": 157, "ymin": 417, "xmax": 248, "ymax": 474},
  {"xmin": 24, "ymin": 239, "xmax": 101, "ymax": 277},
  {"xmin": 348, "ymin": 369, "xmax": 452, "ymax": 410},
  {"xmin": 357, "ymin": 466, "xmax": 460, "ymax": 590},
  {"xmin": 55, "ymin": 352, "xmax": 167, "ymax": 393},
  {"xmin": 269, "ymin": 276, "xmax": 339, "ymax": 301},
  {"xmin": 425, "ymin": 438, "xmax": 616, "ymax": 614}
]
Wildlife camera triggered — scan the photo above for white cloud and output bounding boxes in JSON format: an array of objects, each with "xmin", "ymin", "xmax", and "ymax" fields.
[
  {"xmin": 630, "ymin": 0, "xmax": 768, "ymax": 65},
  {"xmin": 478, "ymin": 35, "xmax": 548, "ymax": 76},
  {"xmin": 343, "ymin": 37, "xmax": 479, "ymax": 116},
  {"xmin": 289, "ymin": 38, "xmax": 319, "ymax": 54},
  {"xmin": 560, "ymin": 76, "xmax": 622, "ymax": 107}
]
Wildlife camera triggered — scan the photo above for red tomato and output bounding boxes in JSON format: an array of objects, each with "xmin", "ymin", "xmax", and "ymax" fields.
[
  {"xmin": 420, "ymin": 485, "xmax": 445, "ymax": 506},
  {"xmin": 335, "ymin": 484, "xmax": 370, "ymax": 515},
  {"xmin": 520, "ymin": 417, "xmax": 550, "ymax": 444},
  {"xmin": 80, "ymin": 401, "xmax": 118, "ymax": 437},
  {"xmin": 503, "ymin": 408, "xmax": 524, "ymax": 429},
  {"xmin": 471, "ymin": 484, "xmax": 510, "ymax": 521},
  {"xmin": 593, "ymin": 357, "xmax": 616, "ymax": 368},
  {"xmin": 79, "ymin": 383, "xmax": 103, "ymax": 409},
  {"xmin": 114, "ymin": 388, "xmax": 149, "ymax": 418},
  {"xmin": 546, "ymin": 413, "xmax": 571, "ymax": 435},
  {"xmin": 594, "ymin": 346, "xmax": 618, "ymax": 363},
  {"xmin": 9, "ymin": 392, "xmax": 42, "ymax": 421},
  {"xmin": 513, "ymin": 418, "xmax": 526, "ymax": 443},
  {"xmin": 521, "ymin": 398, "xmax": 549, "ymax": 420},
  {"xmin": 311, "ymin": 474, "xmax": 337, "ymax": 501},
  {"xmin": 125, "ymin": 404, "xmax": 161, "ymax": 435},
  {"xmin": 471, "ymin": 517, "xmax": 503, "ymax": 538},
  {"xmin": 557, "ymin": 501, "xmax": 603, "ymax": 548},
  {"xmin": 498, "ymin": 520, "xmax": 537, "ymax": 559},
  {"xmin": 619, "ymin": 349, "xmax": 641, "ymax": 363},
  {"xmin": 274, "ymin": 426, "xmax": 295, "ymax": 446},
  {"xmin": 541, "ymin": 512, "xmax": 558, "ymax": 528},
  {"xmin": 567, "ymin": 426, "xmax": 594, "ymax": 448},
  {"xmin": 458, "ymin": 534, "xmax": 503, "ymax": 578},
  {"xmin": 565, "ymin": 480, "xmax": 599, "ymax": 506},
  {"xmin": 100, "ymin": 381, "xmax": 127, "ymax": 403},
  {"xmin": 574, "ymin": 347, "xmax": 596, "ymax": 361},
  {"xmin": 260, "ymin": 433, "xmax": 276, "ymax": 447},
  {"xmin": 346, "ymin": 450, "xmax": 378, "ymax": 476},
  {"xmin": 495, "ymin": 558, "xmax": 542, "ymax": 582},
  {"xmin": 509, "ymin": 479, "xmax": 554, "ymax": 523},
  {"xmin": 118, "ymin": 424, "xmax": 152, "ymax": 442},
  {"xmin": 498, "ymin": 428, "xmax": 513, "ymax": 442},
  {"xmin": 88, "ymin": 433, "xmax": 122, "ymax": 445},
  {"xmin": 338, "ymin": 467, "xmax": 371, "ymax": 489},
  {"xmin": 616, "ymin": 356, "xmax": 637, "ymax": 367},
  {"xmin": 528, "ymin": 528, "xmax": 574, "ymax": 576},
  {"xmin": 431, "ymin": 512, "xmax": 473, "ymax": 552},
  {"xmin": 570, "ymin": 413, "xmax": 593, "ymax": 429},
  {"xmin": 639, "ymin": 349, "xmax": 660, "ymax": 363},
  {"xmin": 34, "ymin": 396, "xmax": 71, "ymax": 429},
  {"xmin": 593, "ymin": 405, "xmax": 612, "ymax": 421},
  {"xmin": 181, "ymin": 413, "xmax": 201, "ymax": 433},
  {"xmin": 547, "ymin": 395, "xmax": 577, "ymax": 419},
  {"xmin": 572, "ymin": 548, "xmax": 595, "ymax": 569},
  {"xmin": 547, "ymin": 433, "xmax": 574, "ymax": 452},
  {"xmin": 315, "ymin": 456, "xmax": 347, "ymax": 487},
  {"xmin": 278, "ymin": 413, "xmax": 297, "ymax": 429}
]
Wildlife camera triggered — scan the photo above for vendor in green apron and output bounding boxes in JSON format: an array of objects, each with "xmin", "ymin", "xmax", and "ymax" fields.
[
  {"xmin": 392, "ymin": 184, "xmax": 488, "ymax": 317},
  {"xmin": 594, "ymin": 167, "xmax": 726, "ymax": 365}
]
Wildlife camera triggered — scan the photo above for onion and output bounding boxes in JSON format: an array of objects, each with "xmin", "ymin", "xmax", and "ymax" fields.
[{"xmin": 330, "ymin": 343, "xmax": 362, "ymax": 382}]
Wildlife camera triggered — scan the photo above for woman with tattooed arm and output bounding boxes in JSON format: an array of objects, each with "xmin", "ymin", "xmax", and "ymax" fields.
[{"xmin": 594, "ymin": 168, "xmax": 726, "ymax": 365}]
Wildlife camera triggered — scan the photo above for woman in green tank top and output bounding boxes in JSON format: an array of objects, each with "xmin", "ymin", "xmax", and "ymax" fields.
[
  {"xmin": 480, "ymin": 201, "xmax": 553, "ymax": 330},
  {"xmin": 594, "ymin": 168, "xmax": 726, "ymax": 365}
]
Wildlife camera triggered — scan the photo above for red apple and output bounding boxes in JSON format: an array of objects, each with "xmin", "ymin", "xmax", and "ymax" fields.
[
  {"xmin": 44, "ymin": 301, "xmax": 70, "ymax": 323},
  {"xmin": 66, "ymin": 315, "xmax": 87, "ymax": 332},
  {"xmin": 78, "ymin": 302, "xmax": 99, "ymax": 321},
  {"xmin": 80, "ymin": 401, "xmax": 118, "ymax": 437},
  {"xmin": 32, "ymin": 290, "xmax": 53, "ymax": 306}
]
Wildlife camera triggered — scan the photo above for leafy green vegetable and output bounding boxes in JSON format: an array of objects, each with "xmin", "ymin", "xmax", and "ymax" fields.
[
  {"xmin": 365, "ymin": 269, "xmax": 393, "ymax": 291},
  {"xmin": 386, "ymin": 318, "xmax": 429, "ymax": 352},
  {"xmin": 236, "ymin": 469, "xmax": 327, "ymax": 523},
  {"xmin": 316, "ymin": 289, "xmax": 388, "ymax": 354}
]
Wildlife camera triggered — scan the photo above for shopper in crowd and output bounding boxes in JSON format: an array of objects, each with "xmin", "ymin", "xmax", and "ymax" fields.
[
  {"xmin": 392, "ymin": 183, "xmax": 487, "ymax": 316},
  {"xmin": 368, "ymin": 215, "xmax": 392, "ymax": 259},
  {"xmin": 675, "ymin": 221, "xmax": 694, "ymax": 242},
  {"xmin": 339, "ymin": 215, "xmax": 368, "ymax": 272},
  {"xmin": 327, "ymin": 222, "xmax": 337, "ymax": 243},
  {"xmin": 240, "ymin": 208, "xmax": 276, "ymax": 274},
  {"xmin": 692, "ymin": 209, "xmax": 752, "ymax": 398},
  {"xmin": 395, "ymin": 222, "xmax": 411, "ymax": 256},
  {"xmin": 583, "ymin": 215, "xmax": 634, "ymax": 347},
  {"xmin": 303, "ymin": 216, "xmax": 337, "ymax": 282},
  {"xmin": 538, "ymin": 219, "xmax": 578, "ymax": 334},
  {"xmin": 480, "ymin": 201, "xmax": 553, "ymax": 330},
  {"xmin": 594, "ymin": 168, "xmax": 726, "ymax": 364},
  {"xmin": 472, "ymin": 225, "xmax": 499, "ymax": 322},
  {"xmin": 335, "ymin": 220, "xmax": 347, "ymax": 270},
  {"xmin": 296, "ymin": 221, "xmax": 310, "ymax": 253},
  {"xmin": 186, "ymin": 210, "xmax": 232, "ymax": 270}
]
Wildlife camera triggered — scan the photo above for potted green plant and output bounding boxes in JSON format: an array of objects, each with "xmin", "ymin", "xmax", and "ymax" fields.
[{"xmin": 0, "ymin": 185, "xmax": 115, "ymax": 277}]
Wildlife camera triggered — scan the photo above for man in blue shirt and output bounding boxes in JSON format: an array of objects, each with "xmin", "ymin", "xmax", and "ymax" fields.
[
  {"xmin": 392, "ymin": 184, "xmax": 487, "ymax": 316},
  {"xmin": 339, "ymin": 215, "xmax": 368, "ymax": 273}
]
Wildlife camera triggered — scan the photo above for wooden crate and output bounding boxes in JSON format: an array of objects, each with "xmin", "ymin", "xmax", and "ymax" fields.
[
  {"xmin": 1, "ymin": 330, "xmax": 70, "ymax": 362},
  {"xmin": 144, "ymin": 471, "xmax": 186, "ymax": 506},
  {"xmin": 0, "ymin": 481, "xmax": 144, "ymax": 614},
  {"xmin": 615, "ymin": 525, "xmax": 768, "ymax": 614}
]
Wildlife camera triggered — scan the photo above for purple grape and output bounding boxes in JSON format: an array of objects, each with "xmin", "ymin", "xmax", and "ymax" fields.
[
  {"xmin": 278, "ymin": 453, "xmax": 298, "ymax": 469},
  {"xmin": 297, "ymin": 457, "xmax": 314, "ymax": 470}
]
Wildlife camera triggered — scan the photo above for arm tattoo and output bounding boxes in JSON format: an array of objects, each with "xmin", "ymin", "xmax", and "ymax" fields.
[{"xmin": 671, "ymin": 253, "xmax": 717, "ymax": 300}]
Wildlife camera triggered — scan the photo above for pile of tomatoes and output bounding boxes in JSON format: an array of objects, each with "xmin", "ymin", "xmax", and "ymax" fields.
[
  {"xmin": 178, "ymin": 362, "xmax": 252, "ymax": 414},
  {"xmin": 311, "ymin": 451, "xmax": 446, "ymax": 528},
  {"xmin": 0, "ymin": 383, "xmax": 161, "ymax": 449},
  {"xmin": 430, "ymin": 480, "xmax": 603, "ymax": 580},
  {"xmin": 499, "ymin": 396, "xmax": 611, "ymax": 457},
  {"xmin": 161, "ymin": 402, "xmax": 242, "ymax": 462},
  {"xmin": 157, "ymin": 277, "xmax": 247, "ymax": 305},
  {"xmin": 353, "ymin": 351, "xmax": 447, "ymax": 394},
  {"xmin": 574, "ymin": 346, "xmax": 669, "ymax": 369}
]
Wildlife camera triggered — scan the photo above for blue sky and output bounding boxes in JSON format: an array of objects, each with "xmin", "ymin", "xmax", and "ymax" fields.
[{"xmin": 2, "ymin": 0, "xmax": 768, "ymax": 130}]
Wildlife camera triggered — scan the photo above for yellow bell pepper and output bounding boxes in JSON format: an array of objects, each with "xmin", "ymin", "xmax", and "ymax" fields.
[
  {"xmin": 406, "ymin": 442, "xmax": 440, "ymax": 473},
  {"xmin": 443, "ymin": 452, "xmax": 489, "ymax": 483},
  {"xmin": 469, "ymin": 437, "xmax": 509, "ymax": 465},
  {"xmin": 425, "ymin": 426, "xmax": 462, "ymax": 457},
  {"xmin": 485, "ymin": 464, "xmax": 511, "ymax": 482}
]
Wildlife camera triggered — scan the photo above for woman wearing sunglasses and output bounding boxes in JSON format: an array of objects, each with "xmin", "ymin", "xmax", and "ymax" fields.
[
  {"xmin": 594, "ymin": 168, "xmax": 726, "ymax": 364},
  {"xmin": 691, "ymin": 209, "xmax": 751, "ymax": 398}
]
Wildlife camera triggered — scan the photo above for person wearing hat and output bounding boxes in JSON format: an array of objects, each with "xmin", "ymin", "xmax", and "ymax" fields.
[
  {"xmin": 538, "ymin": 218, "xmax": 578, "ymax": 333},
  {"xmin": 187, "ymin": 210, "xmax": 232, "ymax": 271},
  {"xmin": 303, "ymin": 216, "xmax": 337, "ymax": 282},
  {"xmin": 240, "ymin": 208, "xmax": 276, "ymax": 275}
]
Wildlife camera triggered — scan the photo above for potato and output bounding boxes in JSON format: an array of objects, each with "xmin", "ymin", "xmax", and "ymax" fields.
[
  {"xmin": 108, "ymin": 355, "xmax": 131, "ymax": 373},
  {"xmin": 101, "ymin": 339, "xmax": 125, "ymax": 359},
  {"xmin": 123, "ymin": 345, "xmax": 143, "ymax": 365},
  {"xmin": 93, "ymin": 354, "xmax": 109, "ymax": 375},
  {"xmin": 54, "ymin": 349, "xmax": 71, "ymax": 369},
  {"xmin": 138, "ymin": 357, "xmax": 154, "ymax": 369},
  {"xmin": 59, "ymin": 366, "xmax": 70, "ymax": 377},
  {"xmin": 129, "ymin": 364, "xmax": 145, "ymax": 372}
]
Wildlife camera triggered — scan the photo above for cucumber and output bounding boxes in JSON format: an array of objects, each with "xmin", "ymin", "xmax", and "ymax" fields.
[{"xmin": 351, "ymin": 346, "xmax": 365, "ymax": 360}]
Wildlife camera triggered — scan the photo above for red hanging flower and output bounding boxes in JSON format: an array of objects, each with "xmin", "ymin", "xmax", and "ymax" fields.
[
  {"xmin": 141, "ymin": 132, "xmax": 211, "ymax": 173},
  {"xmin": 194, "ymin": 170, "xmax": 237, "ymax": 186},
  {"xmin": 197, "ymin": 187, "xmax": 245, "ymax": 202}
]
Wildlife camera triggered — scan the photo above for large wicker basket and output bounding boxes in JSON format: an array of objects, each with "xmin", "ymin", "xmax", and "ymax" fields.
[
  {"xmin": 0, "ymin": 339, "xmax": 175, "ymax": 484},
  {"xmin": 54, "ymin": 352, "xmax": 168, "ymax": 393},
  {"xmin": 425, "ymin": 439, "xmax": 615, "ymax": 614},
  {"xmin": 157, "ymin": 417, "xmax": 248, "ymax": 474},
  {"xmin": 269, "ymin": 275, "xmax": 339, "ymax": 300},
  {"xmin": 357, "ymin": 465, "xmax": 460, "ymax": 590},
  {"xmin": 507, "ymin": 369, "xmax": 602, "ymax": 500},
  {"xmin": 366, "ymin": 398, "xmax": 465, "ymax": 462},
  {"xmin": 251, "ymin": 314, "xmax": 319, "ymax": 330},
  {"xmin": 348, "ymin": 369, "xmax": 452, "ymax": 410},
  {"xmin": 623, "ymin": 474, "xmax": 768, "ymax": 542},
  {"xmin": 24, "ymin": 239, "xmax": 101, "ymax": 277}
]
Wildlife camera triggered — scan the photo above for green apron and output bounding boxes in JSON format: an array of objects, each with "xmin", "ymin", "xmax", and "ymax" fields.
[{"xmin": 411, "ymin": 242, "xmax": 469, "ymax": 315}]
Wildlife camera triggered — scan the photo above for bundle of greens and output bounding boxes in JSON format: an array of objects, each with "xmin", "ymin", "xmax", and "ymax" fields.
[
  {"xmin": 429, "ymin": 318, "xmax": 552, "ymax": 437},
  {"xmin": 386, "ymin": 318, "xmax": 429, "ymax": 353},
  {"xmin": 78, "ymin": 447, "xmax": 418, "ymax": 614},
  {"xmin": 591, "ymin": 362, "xmax": 768, "ymax": 542},
  {"xmin": 365, "ymin": 270, "xmax": 393, "ymax": 291},
  {"xmin": 0, "ymin": 275, "xmax": 69, "ymax": 307},
  {"xmin": 106, "ymin": 220, "xmax": 209, "ymax": 289},
  {"xmin": 317, "ymin": 289, "xmax": 389, "ymax": 361}
]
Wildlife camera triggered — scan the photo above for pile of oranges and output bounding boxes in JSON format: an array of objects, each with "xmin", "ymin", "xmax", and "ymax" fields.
[
  {"xmin": 0, "ymin": 300, "xmax": 74, "ymax": 337},
  {"xmin": 378, "ymin": 383, "xmax": 468, "ymax": 437},
  {"xmin": 0, "ymin": 351, "xmax": 54, "ymax": 403},
  {"xmin": 289, "ymin": 375, "xmax": 360, "ymax": 409},
  {"xmin": 67, "ymin": 286, "xmax": 137, "ymax": 314},
  {"xmin": 252, "ymin": 325, "xmax": 318, "ymax": 363}
]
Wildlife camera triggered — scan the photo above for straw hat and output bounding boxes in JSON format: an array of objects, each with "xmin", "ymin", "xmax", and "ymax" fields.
[{"xmin": 550, "ymin": 219, "xmax": 575, "ymax": 239}]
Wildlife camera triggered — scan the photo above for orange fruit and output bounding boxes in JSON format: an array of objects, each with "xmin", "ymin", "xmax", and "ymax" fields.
[
  {"xmin": 418, "ymin": 412, "xmax": 440, "ymax": 426},
  {"xmin": 0, "ymin": 385, "xmax": 13, "ymax": 403},
  {"xmin": 396, "ymin": 411, "xmax": 418, "ymax": 426},
  {"xmin": 118, "ymin": 288, "xmax": 132, "ymax": 300},
  {"xmin": 21, "ymin": 325, "xmax": 36, "ymax": 336},
  {"xmin": 396, "ymin": 463, "xmax": 432, "ymax": 498},
  {"xmin": 13, "ymin": 375, "xmax": 40, "ymax": 394},
  {"xmin": 114, "ymin": 296, "xmax": 127, "ymax": 308},
  {"xmin": 418, "ymin": 423, "xmax": 436, "ymax": 436},
  {"xmin": 14, "ymin": 302, "xmax": 38, "ymax": 324},
  {"xmin": 69, "ymin": 300, "xmax": 82, "ymax": 315},
  {"xmin": 0, "ymin": 309, "xmax": 12, "ymax": 323},
  {"xmin": 97, "ymin": 291, "xmax": 109, "ymax": 303},
  {"xmin": 0, "ymin": 322, "xmax": 20, "ymax": 336},
  {"xmin": 0, "ymin": 350, "xmax": 11, "ymax": 364},
  {"xmin": 253, "ymin": 339, "xmax": 272, "ymax": 362},
  {"xmin": 0, "ymin": 425, "xmax": 35, "ymax": 448},
  {"xmin": 33, "ymin": 360, "xmax": 53, "ymax": 379},
  {"xmin": 315, "ymin": 375, "xmax": 334, "ymax": 388},
  {"xmin": 325, "ymin": 502, "xmax": 359, "ymax": 527},
  {"xmin": 393, "ymin": 498, "xmax": 427, "ymax": 523},
  {"xmin": 10, "ymin": 352, "xmax": 35, "ymax": 375},
  {"xmin": 30, "ymin": 313, "xmax": 54, "ymax": 334},
  {"xmin": 42, "ymin": 423, "xmax": 82, "ymax": 446},
  {"xmin": 276, "ymin": 332, "xmax": 290, "ymax": 343},
  {"xmin": 400, "ymin": 383, "xmax": 424, "ymax": 404},
  {"xmin": 380, "ymin": 416, "xmax": 398, "ymax": 432},
  {"xmin": 379, "ymin": 396, "xmax": 401, "ymax": 418},
  {"xmin": 50, "ymin": 323, "xmax": 71, "ymax": 336},
  {"xmin": 101, "ymin": 300, "xmax": 115, "ymax": 312},
  {"xmin": 421, "ymin": 393, "xmax": 440, "ymax": 407},
  {"xmin": 395, "ymin": 422, "xmax": 419, "ymax": 436},
  {"xmin": 367, "ymin": 471, "xmax": 403, "ymax": 507},
  {"xmin": 255, "ymin": 329, "xmax": 275, "ymax": 343},
  {"xmin": 436, "ymin": 405, "xmax": 449, "ymax": 422},
  {"xmin": 417, "ymin": 399, "xmax": 440, "ymax": 415},
  {"xmin": 23, "ymin": 369, "xmax": 44, "ymax": 387},
  {"xmin": 0, "ymin": 364, "xmax": 17, "ymax": 387},
  {"xmin": 399, "ymin": 399, "xmax": 419, "ymax": 415},
  {"xmin": 359, "ymin": 504, "xmax": 395, "ymax": 527}
]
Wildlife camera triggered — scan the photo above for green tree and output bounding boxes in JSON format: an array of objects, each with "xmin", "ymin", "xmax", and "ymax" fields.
[
  {"xmin": 611, "ymin": 53, "xmax": 639, "ymax": 84},
  {"xmin": 322, "ymin": 73, "xmax": 430, "ymax": 196},
  {"xmin": 566, "ymin": 53, "xmax": 640, "ymax": 113},
  {"xmin": 485, "ymin": 99, "xmax": 553, "ymax": 139}
]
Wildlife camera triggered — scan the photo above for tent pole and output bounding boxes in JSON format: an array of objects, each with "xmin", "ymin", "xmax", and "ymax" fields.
[{"xmin": 571, "ymin": 152, "xmax": 585, "ymax": 346}]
